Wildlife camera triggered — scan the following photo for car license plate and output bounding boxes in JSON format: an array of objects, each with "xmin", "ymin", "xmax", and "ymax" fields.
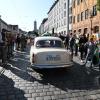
[{"xmin": 46, "ymin": 55, "xmax": 61, "ymax": 61}]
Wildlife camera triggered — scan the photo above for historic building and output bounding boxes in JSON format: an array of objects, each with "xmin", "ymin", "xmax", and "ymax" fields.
[
  {"xmin": 0, "ymin": 17, "xmax": 8, "ymax": 32},
  {"xmin": 47, "ymin": 0, "xmax": 69, "ymax": 36},
  {"xmin": 72, "ymin": 0, "xmax": 99, "ymax": 36},
  {"xmin": 38, "ymin": 18, "xmax": 48, "ymax": 35}
]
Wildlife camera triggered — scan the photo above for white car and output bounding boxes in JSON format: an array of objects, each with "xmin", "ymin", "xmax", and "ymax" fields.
[{"xmin": 30, "ymin": 36, "xmax": 73, "ymax": 69}]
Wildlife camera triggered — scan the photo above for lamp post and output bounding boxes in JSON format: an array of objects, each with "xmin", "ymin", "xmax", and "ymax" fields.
[
  {"xmin": 90, "ymin": 17, "xmax": 93, "ymax": 35},
  {"xmin": 89, "ymin": 10, "xmax": 93, "ymax": 35}
]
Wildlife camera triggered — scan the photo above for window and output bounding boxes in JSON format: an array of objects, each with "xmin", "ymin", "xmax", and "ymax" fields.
[
  {"xmin": 73, "ymin": 1, "xmax": 75, "ymax": 8},
  {"xmin": 69, "ymin": 16, "xmax": 72, "ymax": 24},
  {"xmin": 77, "ymin": 14, "xmax": 80, "ymax": 22},
  {"xmin": 81, "ymin": 12, "xmax": 84, "ymax": 21},
  {"xmin": 84, "ymin": 28, "xmax": 88, "ymax": 34},
  {"xmin": 69, "ymin": 7, "xmax": 72, "ymax": 14},
  {"xmin": 73, "ymin": 16, "xmax": 75, "ymax": 23},
  {"xmin": 77, "ymin": 0, "xmax": 80, "ymax": 5},
  {"xmin": 64, "ymin": 19, "xmax": 66, "ymax": 25},
  {"xmin": 93, "ymin": 5, "xmax": 97, "ymax": 16},
  {"xmin": 61, "ymin": 20, "xmax": 63, "ymax": 26},
  {"xmin": 85, "ymin": 9, "xmax": 89, "ymax": 19},
  {"xmin": 61, "ymin": 13, "xmax": 63, "ymax": 19},
  {"xmin": 64, "ymin": 11, "xmax": 66, "ymax": 17},
  {"xmin": 93, "ymin": 26, "xmax": 99, "ymax": 33},
  {"xmin": 36, "ymin": 40, "xmax": 64, "ymax": 48},
  {"xmin": 64, "ymin": 3, "xmax": 66, "ymax": 9}
]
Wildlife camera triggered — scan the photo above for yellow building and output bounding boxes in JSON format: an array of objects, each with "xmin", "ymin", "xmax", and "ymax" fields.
[{"xmin": 72, "ymin": 0, "xmax": 100, "ymax": 40}]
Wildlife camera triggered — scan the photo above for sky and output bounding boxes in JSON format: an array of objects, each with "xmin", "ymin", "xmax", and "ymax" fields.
[{"xmin": 0, "ymin": 0, "xmax": 54, "ymax": 32}]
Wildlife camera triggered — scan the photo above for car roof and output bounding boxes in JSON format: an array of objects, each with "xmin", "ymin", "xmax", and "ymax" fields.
[{"xmin": 34, "ymin": 36, "xmax": 62, "ymax": 41}]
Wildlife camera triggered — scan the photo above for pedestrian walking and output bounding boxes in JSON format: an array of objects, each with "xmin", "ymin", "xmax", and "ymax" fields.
[
  {"xmin": 64, "ymin": 34, "xmax": 69, "ymax": 50},
  {"xmin": 6, "ymin": 32, "xmax": 14, "ymax": 59},
  {"xmin": 74, "ymin": 34, "xmax": 79, "ymax": 56},
  {"xmin": 0, "ymin": 29, "xmax": 7, "ymax": 65},
  {"xmin": 79, "ymin": 34, "xmax": 88, "ymax": 63},
  {"xmin": 84, "ymin": 37, "xmax": 99, "ymax": 72},
  {"xmin": 15, "ymin": 34, "xmax": 21, "ymax": 50},
  {"xmin": 20, "ymin": 34, "xmax": 27, "ymax": 51},
  {"xmin": 69, "ymin": 33, "xmax": 75, "ymax": 59},
  {"xmin": 86, "ymin": 38, "xmax": 97, "ymax": 62}
]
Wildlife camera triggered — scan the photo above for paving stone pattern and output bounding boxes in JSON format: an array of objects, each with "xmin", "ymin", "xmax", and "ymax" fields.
[{"xmin": 0, "ymin": 50, "xmax": 100, "ymax": 100}]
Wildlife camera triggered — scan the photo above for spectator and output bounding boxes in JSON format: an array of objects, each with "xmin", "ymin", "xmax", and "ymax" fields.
[
  {"xmin": 69, "ymin": 34, "xmax": 75, "ymax": 59},
  {"xmin": 16, "ymin": 34, "xmax": 21, "ymax": 50},
  {"xmin": 74, "ymin": 34, "xmax": 79, "ymax": 56},
  {"xmin": 0, "ymin": 29, "xmax": 7, "ymax": 64},
  {"xmin": 79, "ymin": 35, "xmax": 85, "ymax": 62},
  {"xmin": 20, "ymin": 34, "xmax": 26, "ymax": 51},
  {"xmin": 64, "ymin": 34, "xmax": 69, "ymax": 50}
]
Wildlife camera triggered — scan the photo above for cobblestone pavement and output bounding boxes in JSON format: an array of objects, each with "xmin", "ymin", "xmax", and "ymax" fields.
[{"xmin": 0, "ymin": 49, "xmax": 100, "ymax": 100}]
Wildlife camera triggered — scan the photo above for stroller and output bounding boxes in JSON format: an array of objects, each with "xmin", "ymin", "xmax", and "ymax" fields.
[{"xmin": 84, "ymin": 44, "xmax": 100, "ymax": 73}]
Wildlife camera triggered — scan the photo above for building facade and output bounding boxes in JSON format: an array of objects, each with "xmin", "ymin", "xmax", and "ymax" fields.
[
  {"xmin": 38, "ymin": 18, "xmax": 48, "ymax": 35},
  {"xmin": 0, "ymin": 18, "xmax": 8, "ymax": 32},
  {"xmin": 72, "ymin": 0, "xmax": 99, "ymax": 36},
  {"xmin": 43, "ymin": 18, "xmax": 49, "ymax": 33},
  {"xmin": 48, "ymin": 0, "xmax": 69, "ymax": 36},
  {"xmin": 8, "ymin": 25, "xmax": 19, "ymax": 36}
]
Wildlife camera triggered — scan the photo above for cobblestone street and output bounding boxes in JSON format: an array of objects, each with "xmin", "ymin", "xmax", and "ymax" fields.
[{"xmin": 0, "ymin": 49, "xmax": 100, "ymax": 100}]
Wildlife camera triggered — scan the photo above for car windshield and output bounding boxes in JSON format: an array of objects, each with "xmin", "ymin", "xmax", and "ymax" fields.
[{"xmin": 36, "ymin": 40, "xmax": 64, "ymax": 48}]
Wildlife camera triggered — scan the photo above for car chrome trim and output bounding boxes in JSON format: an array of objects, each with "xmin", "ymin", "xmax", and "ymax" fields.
[{"xmin": 31, "ymin": 62, "xmax": 73, "ymax": 68}]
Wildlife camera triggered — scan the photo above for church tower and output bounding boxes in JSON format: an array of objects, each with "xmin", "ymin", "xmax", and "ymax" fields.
[{"xmin": 34, "ymin": 20, "xmax": 37, "ymax": 32}]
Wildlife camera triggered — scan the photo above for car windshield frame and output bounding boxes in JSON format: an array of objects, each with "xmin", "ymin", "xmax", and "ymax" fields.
[{"xmin": 35, "ymin": 39, "xmax": 64, "ymax": 48}]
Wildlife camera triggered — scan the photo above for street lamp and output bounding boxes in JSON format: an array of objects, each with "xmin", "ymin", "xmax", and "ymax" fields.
[{"xmin": 89, "ymin": 9, "xmax": 93, "ymax": 35}]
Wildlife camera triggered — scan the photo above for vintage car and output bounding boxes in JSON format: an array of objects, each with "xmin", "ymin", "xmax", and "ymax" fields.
[{"xmin": 30, "ymin": 36, "xmax": 73, "ymax": 69}]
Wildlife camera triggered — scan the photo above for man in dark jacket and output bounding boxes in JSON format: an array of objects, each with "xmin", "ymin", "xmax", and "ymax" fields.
[
  {"xmin": 79, "ymin": 34, "xmax": 88, "ymax": 62},
  {"xmin": 65, "ymin": 34, "xmax": 69, "ymax": 50},
  {"xmin": 0, "ymin": 29, "xmax": 7, "ymax": 64},
  {"xmin": 16, "ymin": 34, "xmax": 21, "ymax": 50},
  {"xmin": 69, "ymin": 34, "xmax": 75, "ymax": 59}
]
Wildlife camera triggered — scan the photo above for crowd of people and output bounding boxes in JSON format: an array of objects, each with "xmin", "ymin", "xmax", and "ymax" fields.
[
  {"xmin": 0, "ymin": 29, "xmax": 99, "ymax": 66},
  {"xmin": 0, "ymin": 29, "xmax": 27, "ymax": 65},
  {"xmin": 59, "ymin": 33, "xmax": 100, "ymax": 64}
]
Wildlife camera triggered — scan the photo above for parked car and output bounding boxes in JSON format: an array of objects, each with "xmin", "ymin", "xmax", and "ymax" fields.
[{"xmin": 30, "ymin": 36, "xmax": 73, "ymax": 69}]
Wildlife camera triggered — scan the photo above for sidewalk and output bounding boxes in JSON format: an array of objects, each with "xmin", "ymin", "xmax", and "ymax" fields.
[
  {"xmin": 73, "ymin": 55, "xmax": 84, "ymax": 65},
  {"xmin": 67, "ymin": 50, "xmax": 84, "ymax": 65}
]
